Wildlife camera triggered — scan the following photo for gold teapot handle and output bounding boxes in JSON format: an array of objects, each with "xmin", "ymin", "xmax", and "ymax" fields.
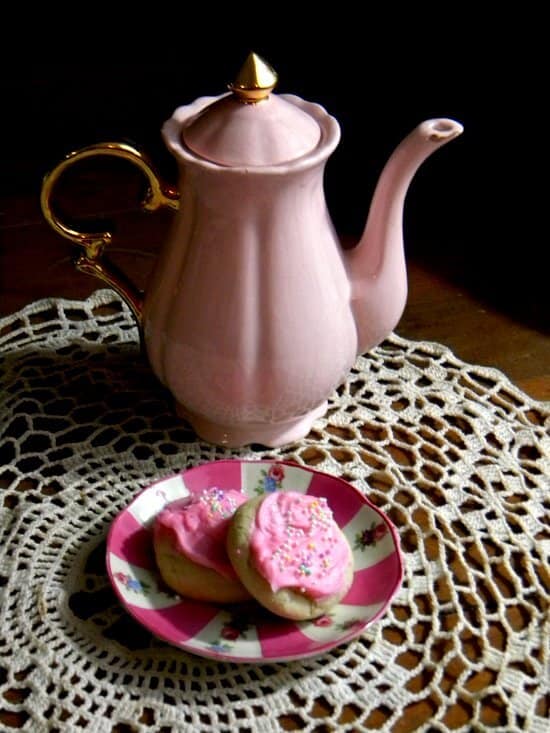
[{"xmin": 40, "ymin": 141, "xmax": 180, "ymax": 324}]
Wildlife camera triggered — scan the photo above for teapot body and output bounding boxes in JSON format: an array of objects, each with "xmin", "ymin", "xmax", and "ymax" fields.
[
  {"xmin": 143, "ymin": 104, "xmax": 357, "ymax": 446},
  {"xmin": 40, "ymin": 55, "xmax": 463, "ymax": 448}
]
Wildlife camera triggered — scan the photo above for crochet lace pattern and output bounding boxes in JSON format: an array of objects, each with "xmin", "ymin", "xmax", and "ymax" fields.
[{"xmin": 0, "ymin": 290, "xmax": 548, "ymax": 732}]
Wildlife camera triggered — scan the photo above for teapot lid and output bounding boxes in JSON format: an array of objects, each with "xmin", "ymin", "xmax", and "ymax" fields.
[{"xmin": 181, "ymin": 53, "xmax": 322, "ymax": 166}]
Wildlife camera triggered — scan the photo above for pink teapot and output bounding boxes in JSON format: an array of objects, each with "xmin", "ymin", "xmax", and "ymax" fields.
[{"xmin": 41, "ymin": 53, "xmax": 463, "ymax": 447}]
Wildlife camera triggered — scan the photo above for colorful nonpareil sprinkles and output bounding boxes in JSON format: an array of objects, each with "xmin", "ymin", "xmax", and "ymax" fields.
[
  {"xmin": 252, "ymin": 493, "xmax": 350, "ymax": 597},
  {"xmin": 199, "ymin": 487, "xmax": 239, "ymax": 520},
  {"xmin": 273, "ymin": 497, "xmax": 336, "ymax": 578}
]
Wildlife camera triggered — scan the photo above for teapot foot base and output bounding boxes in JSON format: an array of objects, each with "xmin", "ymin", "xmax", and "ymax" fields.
[{"xmin": 176, "ymin": 402, "xmax": 328, "ymax": 448}]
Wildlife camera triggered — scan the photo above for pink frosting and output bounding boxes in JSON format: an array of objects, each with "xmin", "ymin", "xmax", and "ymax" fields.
[
  {"xmin": 154, "ymin": 487, "xmax": 247, "ymax": 579},
  {"xmin": 250, "ymin": 491, "xmax": 351, "ymax": 599}
]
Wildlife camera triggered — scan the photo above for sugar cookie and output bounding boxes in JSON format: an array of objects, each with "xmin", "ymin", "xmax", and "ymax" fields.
[
  {"xmin": 154, "ymin": 487, "xmax": 251, "ymax": 603},
  {"xmin": 227, "ymin": 491, "xmax": 353, "ymax": 619}
]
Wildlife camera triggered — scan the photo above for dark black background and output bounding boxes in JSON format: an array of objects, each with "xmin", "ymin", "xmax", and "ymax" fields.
[{"xmin": 0, "ymin": 15, "xmax": 543, "ymax": 323}]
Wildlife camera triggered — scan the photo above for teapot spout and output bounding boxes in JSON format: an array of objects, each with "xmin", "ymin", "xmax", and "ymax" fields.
[{"xmin": 347, "ymin": 118, "xmax": 463, "ymax": 354}]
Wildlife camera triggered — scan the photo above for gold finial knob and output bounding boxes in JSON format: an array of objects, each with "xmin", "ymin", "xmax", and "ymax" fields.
[{"xmin": 229, "ymin": 52, "xmax": 278, "ymax": 103}]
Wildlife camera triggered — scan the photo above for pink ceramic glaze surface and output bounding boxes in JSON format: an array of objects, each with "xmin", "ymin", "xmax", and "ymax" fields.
[
  {"xmin": 106, "ymin": 460, "xmax": 404, "ymax": 662},
  {"xmin": 348, "ymin": 118, "xmax": 464, "ymax": 353},
  {"xmin": 144, "ymin": 94, "xmax": 353, "ymax": 448},
  {"xmin": 142, "ymin": 87, "xmax": 462, "ymax": 447},
  {"xmin": 182, "ymin": 93, "xmax": 321, "ymax": 166}
]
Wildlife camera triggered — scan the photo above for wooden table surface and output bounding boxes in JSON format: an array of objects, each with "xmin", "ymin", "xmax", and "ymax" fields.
[{"xmin": 1, "ymin": 174, "xmax": 548, "ymax": 403}]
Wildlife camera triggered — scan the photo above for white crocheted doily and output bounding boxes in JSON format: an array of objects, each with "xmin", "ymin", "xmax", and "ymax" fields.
[{"xmin": 0, "ymin": 290, "xmax": 548, "ymax": 732}]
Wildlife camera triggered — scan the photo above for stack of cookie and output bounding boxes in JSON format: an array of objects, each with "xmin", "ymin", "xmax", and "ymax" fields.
[{"xmin": 153, "ymin": 487, "xmax": 354, "ymax": 621}]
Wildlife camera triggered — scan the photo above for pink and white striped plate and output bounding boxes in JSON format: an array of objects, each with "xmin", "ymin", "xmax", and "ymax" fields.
[{"xmin": 106, "ymin": 460, "xmax": 403, "ymax": 662}]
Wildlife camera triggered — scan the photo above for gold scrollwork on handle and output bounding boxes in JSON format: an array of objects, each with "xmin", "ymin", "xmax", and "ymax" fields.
[{"xmin": 40, "ymin": 141, "xmax": 180, "ymax": 324}]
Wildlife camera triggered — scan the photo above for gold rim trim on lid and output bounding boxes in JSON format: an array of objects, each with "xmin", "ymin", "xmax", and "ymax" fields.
[{"xmin": 228, "ymin": 52, "xmax": 278, "ymax": 103}]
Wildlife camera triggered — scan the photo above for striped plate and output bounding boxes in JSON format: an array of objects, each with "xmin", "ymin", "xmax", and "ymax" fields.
[{"xmin": 106, "ymin": 459, "xmax": 403, "ymax": 662}]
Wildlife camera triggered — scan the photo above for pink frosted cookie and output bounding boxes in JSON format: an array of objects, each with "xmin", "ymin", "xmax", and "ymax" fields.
[
  {"xmin": 153, "ymin": 487, "xmax": 252, "ymax": 603},
  {"xmin": 227, "ymin": 491, "xmax": 353, "ymax": 620}
]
